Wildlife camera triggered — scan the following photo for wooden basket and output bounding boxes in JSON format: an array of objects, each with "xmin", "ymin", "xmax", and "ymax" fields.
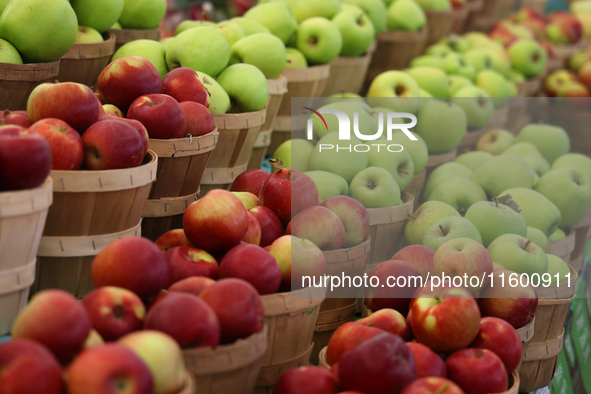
[
  {"xmin": 318, "ymin": 346, "xmax": 330, "ymax": 370},
  {"xmin": 484, "ymin": 106, "xmax": 509, "ymax": 132},
  {"xmin": 457, "ymin": 128, "xmax": 486, "ymax": 154},
  {"xmin": 522, "ymin": 0, "xmax": 547, "ymax": 13},
  {"xmin": 110, "ymin": 27, "xmax": 161, "ymax": 52},
  {"xmin": 519, "ymin": 328, "xmax": 565, "ymax": 392},
  {"xmin": 255, "ymin": 286, "xmax": 326, "ymax": 391},
  {"xmin": 270, "ymin": 65, "xmax": 331, "ymax": 155},
  {"xmin": 183, "ymin": 325, "xmax": 268, "ymax": 394},
  {"xmin": 506, "ymin": 372, "xmax": 520, "ymax": 394},
  {"xmin": 0, "ymin": 177, "xmax": 53, "ymax": 335},
  {"xmin": 141, "ymin": 129, "xmax": 219, "ymax": 242},
  {"xmin": 515, "ymin": 316, "xmax": 535, "ymax": 373},
  {"xmin": 180, "ymin": 369, "xmax": 197, "ymax": 394},
  {"xmin": 365, "ymin": 30, "xmax": 428, "ymax": 84},
  {"xmin": 451, "ymin": 5, "xmax": 471, "ymax": 34},
  {"xmin": 403, "ymin": 170, "xmax": 427, "ymax": 210},
  {"xmin": 0, "ymin": 60, "xmax": 60, "ymax": 111},
  {"xmin": 311, "ymin": 300, "xmax": 357, "ymax": 365},
  {"xmin": 548, "ymin": 229, "xmax": 576, "ymax": 265},
  {"xmin": 57, "ymin": 31, "xmax": 116, "ymax": 88},
  {"xmin": 516, "ymin": 78, "xmax": 542, "ymax": 97},
  {"xmin": 200, "ymin": 109, "xmax": 267, "ymax": 194},
  {"xmin": 569, "ymin": 208, "xmax": 591, "ymax": 274},
  {"xmin": 248, "ymin": 77, "xmax": 288, "ymax": 171},
  {"xmin": 506, "ymin": 98, "xmax": 531, "ymax": 134},
  {"xmin": 33, "ymin": 151, "xmax": 158, "ymax": 297},
  {"xmin": 424, "ymin": 10, "xmax": 454, "ymax": 46},
  {"xmin": 323, "ymin": 52, "xmax": 372, "ymax": 97}
]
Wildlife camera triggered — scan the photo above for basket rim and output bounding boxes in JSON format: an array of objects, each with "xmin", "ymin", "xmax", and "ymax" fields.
[
  {"xmin": 61, "ymin": 31, "xmax": 117, "ymax": 59},
  {"xmin": 0, "ymin": 176, "xmax": 53, "ymax": 217}
]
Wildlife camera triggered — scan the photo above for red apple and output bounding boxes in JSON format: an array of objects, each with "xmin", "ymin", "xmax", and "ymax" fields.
[
  {"xmin": 168, "ymin": 276, "xmax": 215, "ymax": 296},
  {"xmin": 544, "ymin": 70, "xmax": 577, "ymax": 96},
  {"xmin": 320, "ymin": 195, "xmax": 369, "ymax": 248},
  {"xmin": 242, "ymin": 212, "xmax": 262, "ymax": 245},
  {"xmin": 66, "ymin": 344, "xmax": 153, "ymax": 394},
  {"xmin": 232, "ymin": 191, "xmax": 259, "ymax": 210},
  {"xmin": 110, "ymin": 118, "xmax": 149, "ymax": 158},
  {"xmin": 289, "ymin": 206, "xmax": 346, "ymax": 250},
  {"xmin": 0, "ymin": 339, "xmax": 63, "ymax": 394},
  {"xmin": 339, "ymin": 333, "xmax": 417, "ymax": 394},
  {"xmin": 230, "ymin": 169, "xmax": 270, "ymax": 196},
  {"xmin": 401, "ymin": 377, "xmax": 465, "ymax": 394},
  {"xmin": 259, "ymin": 161, "xmax": 319, "ymax": 227},
  {"xmin": 27, "ymin": 82, "xmax": 100, "ymax": 133},
  {"xmin": 30, "ymin": 118, "xmax": 84, "ymax": 170},
  {"xmin": 200, "ymin": 278, "xmax": 264, "ymax": 344},
  {"xmin": 11, "ymin": 289, "xmax": 91, "ymax": 364},
  {"xmin": 365, "ymin": 260, "xmax": 423, "ymax": 317},
  {"xmin": 0, "ymin": 109, "xmax": 29, "ymax": 128},
  {"xmin": 405, "ymin": 342, "xmax": 447, "ymax": 379},
  {"xmin": 164, "ymin": 246, "xmax": 219, "ymax": 284},
  {"xmin": 445, "ymin": 348, "xmax": 508, "ymax": 394},
  {"xmin": 0, "ymin": 125, "xmax": 51, "ymax": 191},
  {"xmin": 182, "ymin": 189, "xmax": 249, "ymax": 254},
  {"xmin": 127, "ymin": 94, "xmax": 186, "ymax": 139},
  {"xmin": 81, "ymin": 286, "xmax": 146, "ymax": 341},
  {"xmin": 219, "ymin": 244, "xmax": 281, "ymax": 295},
  {"xmin": 408, "ymin": 284, "xmax": 481, "ymax": 355},
  {"xmin": 82, "ymin": 119, "xmax": 145, "ymax": 170},
  {"xmin": 326, "ymin": 322, "xmax": 383, "ymax": 366},
  {"xmin": 91, "ymin": 236, "xmax": 169, "ymax": 299},
  {"xmin": 103, "ymin": 104, "xmax": 123, "ymax": 117},
  {"xmin": 161, "ymin": 67, "xmax": 210, "ymax": 107},
  {"xmin": 273, "ymin": 367, "xmax": 340, "ymax": 394},
  {"xmin": 469, "ymin": 317, "xmax": 522, "ymax": 374},
  {"xmin": 97, "ymin": 56, "xmax": 162, "ymax": 113},
  {"xmin": 393, "ymin": 245, "xmax": 436, "ymax": 280},
  {"xmin": 155, "ymin": 229, "xmax": 193, "ymax": 253},
  {"xmin": 95, "ymin": 92, "xmax": 103, "ymax": 104},
  {"xmin": 357, "ymin": 308, "xmax": 411, "ymax": 341},
  {"xmin": 249, "ymin": 206, "xmax": 283, "ymax": 247},
  {"xmin": 144, "ymin": 292, "xmax": 220, "ymax": 348},
  {"xmin": 179, "ymin": 101, "xmax": 215, "ymax": 136}
]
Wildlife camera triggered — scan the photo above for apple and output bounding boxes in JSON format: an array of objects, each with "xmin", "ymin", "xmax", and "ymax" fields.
[
  {"xmin": 168, "ymin": 276, "xmax": 215, "ymax": 296},
  {"xmin": 423, "ymin": 162, "xmax": 474, "ymax": 201},
  {"xmin": 516, "ymin": 123, "xmax": 570, "ymax": 165},
  {"xmin": 476, "ymin": 129, "xmax": 515, "ymax": 155},
  {"xmin": 0, "ymin": 339, "xmax": 64, "ymax": 394},
  {"xmin": 487, "ymin": 234, "xmax": 548, "ymax": 276},
  {"xmin": 161, "ymin": 67, "xmax": 210, "ymax": 107},
  {"xmin": 507, "ymin": 39, "xmax": 548, "ymax": 78},
  {"xmin": 0, "ymin": 37, "xmax": 23, "ymax": 64},
  {"xmin": 426, "ymin": 177, "xmax": 488, "ymax": 216},
  {"xmin": 366, "ymin": 260, "xmax": 423, "ymax": 316},
  {"xmin": 544, "ymin": 69, "xmax": 578, "ymax": 96},
  {"xmin": 230, "ymin": 17, "xmax": 271, "ymax": 35},
  {"xmin": 219, "ymin": 244, "xmax": 281, "ymax": 294},
  {"xmin": 274, "ymin": 139, "xmax": 315, "ymax": 173},
  {"xmin": 387, "ymin": 131, "xmax": 429, "ymax": 175},
  {"xmin": 451, "ymin": 88, "xmax": 494, "ymax": 129},
  {"xmin": 288, "ymin": 206, "xmax": 346, "ymax": 250},
  {"xmin": 339, "ymin": 333, "xmax": 417, "ymax": 394},
  {"xmin": 285, "ymin": 47, "xmax": 309, "ymax": 68},
  {"xmin": 547, "ymin": 253, "xmax": 571, "ymax": 284},
  {"xmin": 393, "ymin": 245, "xmax": 435, "ymax": 279},
  {"xmin": 448, "ymin": 75, "xmax": 473, "ymax": 96},
  {"xmin": 174, "ymin": 20, "xmax": 215, "ymax": 36},
  {"xmin": 154, "ymin": 229, "xmax": 193, "ymax": 253},
  {"xmin": 229, "ymin": 33, "xmax": 287, "ymax": 78},
  {"xmin": 309, "ymin": 132, "xmax": 369, "ymax": 183},
  {"xmin": 231, "ymin": 191, "xmax": 259, "ymax": 210},
  {"xmin": 342, "ymin": 0, "xmax": 386, "ymax": 34},
  {"xmin": 127, "ymin": 94, "xmax": 187, "ymax": 139},
  {"xmin": 422, "ymin": 217, "xmax": 483, "ymax": 251},
  {"xmin": 474, "ymin": 70, "xmax": 510, "ymax": 108},
  {"xmin": 70, "ymin": 0, "xmax": 123, "ymax": 33},
  {"xmin": 415, "ymin": 100, "xmax": 467, "ymax": 154},
  {"xmin": 103, "ymin": 104, "xmax": 123, "ymax": 117},
  {"xmin": 177, "ymin": 101, "xmax": 214, "ymax": 137},
  {"xmin": 214, "ymin": 21, "xmax": 246, "ymax": 50},
  {"xmin": 534, "ymin": 167, "xmax": 591, "ymax": 228},
  {"xmin": 386, "ymin": 0, "xmax": 427, "ymax": 31},
  {"xmin": 366, "ymin": 71, "xmax": 421, "ymax": 114},
  {"xmin": 552, "ymin": 153, "xmax": 591, "ymax": 183},
  {"xmin": 183, "ymin": 189, "xmax": 249, "ymax": 254},
  {"xmin": 470, "ymin": 317, "xmax": 522, "ymax": 374},
  {"xmin": 244, "ymin": 2, "xmax": 298, "ymax": 44},
  {"xmin": 81, "ymin": 286, "xmax": 145, "ymax": 341},
  {"xmin": 295, "ymin": 17, "xmax": 342, "ymax": 65},
  {"xmin": 259, "ymin": 162, "xmax": 319, "ymax": 227},
  {"xmin": 164, "ymin": 246, "xmax": 219, "ymax": 284},
  {"xmin": 578, "ymin": 62, "xmax": 591, "ymax": 91},
  {"xmin": 274, "ymin": 367, "xmax": 340, "ymax": 394},
  {"xmin": 401, "ymin": 378, "xmax": 464, "ymax": 394},
  {"xmin": 527, "ymin": 226, "xmax": 549, "ymax": 252},
  {"xmin": 249, "ymin": 206, "xmax": 283, "ymax": 247},
  {"xmin": 0, "ymin": 109, "xmax": 29, "ymax": 128},
  {"xmin": 405, "ymin": 201, "xmax": 461, "ymax": 245},
  {"xmin": 357, "ymin": 308, "xmax": 411, "ymax": 340},
  {"xmin": 441, "ymin": 53, "xmax": 476, "ymax": 80},
  {"xmin": 333, "ymin": 7, "xmax": 375, "ymax": 57},
  {"xmin": 28, "ymin": 119, "xmax": 81, "ymax": 171},
  {"xmin": 445, "ymin": 348, "xmax": 508, "ymax": 394},
  {"xmin": 111, "ymin": 39, "xmax": 168, "ymax": 78},
  {"xmin": 216, "ymin": 63, "xmax": 269, "ymax": 112},
  {"xmin": 406, "ymin": 67, "xmax": 450, "ymax": 98},
  {"xmin": 231, "ymin": 169, "xmax": 270, "ymax": 196},
  {"xmin": 66, "ymin": 344, "xmax": 153, "ymax": 394},
  {"xmin": 368, "ymin": 145, "xmax": 414, "ymax": 190},
  {"xmin": 464, "ymin": 199, "xmax": 528, "ymax": 247},
  {"xmin": 473, "ymin": 154, "xmax": 535, "ymax": 197},
  {"xmin": 98, "ymin": 56, "xmax": 162, "ymax": 113},
  {"xmin": 499, "ymin": 187, "xmax": 561, "ymax": 237},
  {"xmin": 200, "ymin": 278, "xmax": 264, "ymax": 344},
  {"xmin": 548, "ymin": 228, "xmax": 566, "ymax": 242},
  {"xmin": 320, "ymin": 195, "xmax": 369, "ymax": 248},
  {"xmin": 118, "ymin": 0, "xmax": 166, "ymax": 29},
  {"xmin": 405, "ymin": 343, "xmax": 447, "ymax": 379},
  {"xmin": 326, "ymin": 322, "xmax": 384, "ymax": 366},
  {"xmin": 454, "ymin": 151, "xmax": 493, "ymax": 173},
  {"xmin": 270, "ymin": 235, "xmax": 326, "ymax": 292},
  {"xmin": 305, "ymin": 170, "xmax": 349, "ymax": 200},
  {"xmin": 242, "ymin": 211, "xmax": 262, "ymax": 245},
  {"xmin": 84, "ymin": 329, "xmax": 105, "ymax": 349},
  {"xmin": 349, "ymin": 166, "xmax": 403, "ymax": 208},
  {"xmin": 91, "ymin": 236, "xmax": 169, "ymax": 299},
  {"xmin": 82, "ymin": 119, "xmax": 145, "ymax": 170},
  {"xmin": 195, "ymin": 71, "xmax": 231, "ymax": 114},
  {"xmin": 12, "ymin": 289, "xmax": 91, "ymax": 364}
]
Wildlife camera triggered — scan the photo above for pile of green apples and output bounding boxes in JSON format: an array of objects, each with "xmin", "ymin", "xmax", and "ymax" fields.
[{"xmin": 0, "ymin": 0, "xmax": 166, "ymax": 65}]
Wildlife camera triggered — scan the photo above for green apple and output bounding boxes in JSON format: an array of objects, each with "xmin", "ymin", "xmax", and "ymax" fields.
[
  {"xmin": 552, "ymin": 153, "xmax": 591, "ymax": 182},
  {"xmin": 367, "ymin": 71, "xmax": 421, "ymax": 114},
  {"xmin": 454, "ymin": 151, "xmax": 493, "ymax": 172},
  {"xmin": 389, "ymin": 131, "xmax": 429, "ymax": 174},
  {"xmin": 426, "ymin": 43, "xmax": 453, "ymax": 57},
  {"xmin": 159, "ymin": 37, "xmax": 173, "ymax": 49},
  {"xmin": 166, "ymin": 27, "xmax": 230, "ymax": 77},
  {"xmin": 323, "ymin": 92, "xmax": 364, "ymax": 105},
  {"xmin": 0, "ymin": 0, "xmax": 10, "ymax": 14},
  {"xmin": 296, "ymin": 17, "xmax": 343, "ymax": 65},
  {"xmin": 475, "ymin": 69, "xmax": 510, "ymax": 108},
  {"xmin": 285, "ymin": 47, "xmax": 308, "ymax": 68},
  {"xmin": 509, "ymin": 69, "xmax": 526, "ymax": 83},
  {"xmin": 473, "ymin": 154, "xmax": 535, "ymax": 197},
  {"xmin": 487, "ymin": 234, "xmax": 548, "ymax": 276},
  {"xmin": 427, "ymin": 176, "xmax": 488, "ymax": 215},
  {"xmin": 196, "ymin": 71, "xmax": 231, "ymax": 114},
  {"xmin": 75, "ymin": 26, "xmax": 104, "ymax": 43},
  {"xmin": 415, "ymin": 100, "xmax": 467, "ymax": 154},
  {"xmin": 411, "ymin": 56, "xmax": 443, "ymax": 68},
  {"xmin": 309, "ymin": 132, "xmax": 368, "ymax": 183},
  {"xmin": 332, "ymin": 8, "xmax": 375, "ymax": 57},
  {"xmin": 70, "ymin": 0, "xmax": 124, "ymax": 33},
  {"xmin": 0, "ymin": 0, "xmax": 78, "ymax": 63},
  {"xmin": 465, "ymin": 199, "xmax": 528, "ymax": 247},
  {"xmin": 464, "ymin": 49, "xmax": 493, "ymax": 72},
  {"xmin": 118, "ymin": 0, "xmax": 166, "ymax": 29},
  {"xmin": 507, "ymin": 39, "xmax": 548, "ymax": 78},
  {"xmin": 305, "ymin": 170, "xmax": 349, "ymax": 200},
  {"xmin": 342, "ymin": 0, "xmax": 387, "ymax": 34},
  {"xmin": 0, "ymin": 38, "xmax": 22, "ymax": 64},
  {"xmin": 439, "ymin": 34, "xmax": 471, "ymax": 53},
  {"xmin": 548, "ymin": 228, "xmax": 566, "ymax": 242},
  {"xmin": 229, "ymin": 33, "xmax": 286, "ymax": 78},
  {"xmin": 405, "ymin": 67, "xmax": 450, "ymax": 97},
  {"xmin": 423, "ymin": 162, "xmax": 474, "ymax": 201},
  {"xmin": 499, "ymin": 187, "xmax": 562, "ymax": 237},
  {"xmin": 244, "ymin": 2, "xmax": 298, "ymax": 44},
  {"xmin": 112, "ymin": 39, "xmax": 168, "ymax": 78},
  {"xmin": 312, "ymin": 101, "xmax": 377, "ymax": 140},
  {"xmin": 216, "ymin": 64, "xmax": 269, "ymax": 113},
  {"xmin": 504, "ymin": 141, "xmax": 545, "ymax": 160},
  {"xmin": 111, "ymin": 21, "xmax": 122, "ymax": 29},
  {"xmin": 404, "ymin": 201, "xmax": 461, "ymax": 244},
  {"xmin": 386, "ymin": 0, "xmax": 427, "ymax": 31},
  {"xmin": 546, "ymin": 254, "xmax": 570, "ymax": 284},
  {"xmin": 273, "ymin": 138, "xmax": 315, "ymax": 172},
  {"xmin": 448, "ymin": 75, "xmax": 473, "ymax": 95},
  {"xmin": 214, "ymin": 21, "xmax": 246, "ymax": 49},
  {"xmin": 487, "ymin": 49, "xmax": 512, "ymax": 77},
  {"xmin": 174, "ymin": 20, "xmax": 215, "ymax": 36},
  {"xmin": 451, "ymin": 87, "xmax": 494, "ymax": 129},
  {"xmin": 515, "ymin": 123, "xmax": 570, "ymax": 165},
  {"xmin": 367, "ymin": 146, "xmax": 414, "ymax": 190},
  {"xmin": 534, "ymin": 167, "xmax": 591, "ymax": 228},
  {"xmin": 349, "ymin": 166, "xmax": 402, "ymax": 208},
  {"xmin": 422, "ymin": 216, "xmax": 483, "ymax": 250},
  {"xmin": 287, "ymin": 0, "xmax": 341, "ymax": 23},
  {"xmin": 230, "ymin": 17, "xmax": 271, "ymax": 36},
  {"xmin": 527, "ymin": 226, "xmax": 549, "ymax": 253},
  {"xmin": 441, "ymin": 53, "xmax": 476, "ymax": 80},
  {"xmin": 415, "ymin": 0, "xmax": 452, "ymax": 11},
  {"xmin": 476, "ymin": 129, "xmax": 515, "ymax": 155}
]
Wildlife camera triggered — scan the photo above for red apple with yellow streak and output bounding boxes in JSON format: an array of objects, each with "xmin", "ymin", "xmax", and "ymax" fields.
[
  {"xmin": 288, "ymin": 206, "xmax": 345, "ymax": 250},
  {"xmin": 401, "ymin": 377, "xmax": 465, "ymax": 394},
  {"xmin": 168, "ymin": 276, "xmax": 215, "ymax": 296},
  {"xmin": 155, "ymin": 229, "xmax": 193, "ymax": 253},
  {"xmin": 357, "ymin": 308, "xmax": 410, "ymax": 341},
  {"xmin": 242, "ymin": 212, "xmax": 262, "ymax": 245},
  {"xmin": 164, "ymin": 246, "xmax": 219, "ymax": 284},
  {"xmin": 161, "ymin": 67, "xmax": 210, "ymax": 107},
  {"xmin": 0, "ymin": 109, "xmax": 29, "ymax": 128}
]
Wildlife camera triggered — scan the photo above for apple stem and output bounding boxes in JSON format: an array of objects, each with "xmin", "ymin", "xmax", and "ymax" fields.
[
  {"xmin": 407, "ymin": 213, "xmax": 416, "ymax": 220},
  {"xmin": 3, "ymin": 109, "xmax": 9, "ymax": 118},
  {"xmin": 492, "ymin": 196, "xmax": 499, "ymax": 208},
  {"xmin": 269, "ymin": 159, "xmax": 284, "ymax": 171},
  {"xmin": 53, "ymin": 79, "xmax": 59, "ymax": 84},
  {"xmin": 524, "ymin": 239, "xmax": 532, "ymax": 249},
  {"xmin": 439, "ymin": 224, "xmax": 447, "ymax": 236}
]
